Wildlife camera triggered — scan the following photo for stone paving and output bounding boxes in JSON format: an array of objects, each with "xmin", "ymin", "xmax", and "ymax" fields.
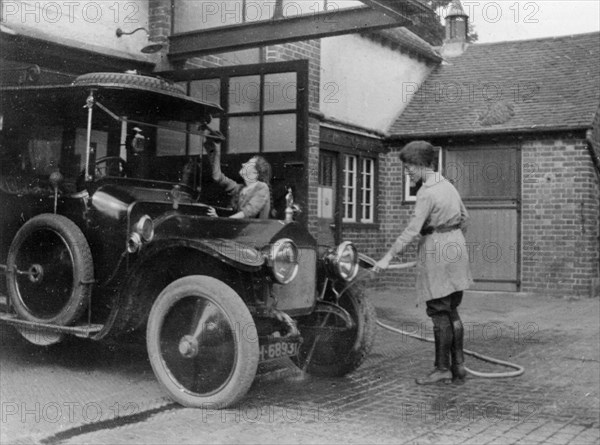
[{"xmin": 1, "ymin": 289, "xmax": 598, "ymax": 444}]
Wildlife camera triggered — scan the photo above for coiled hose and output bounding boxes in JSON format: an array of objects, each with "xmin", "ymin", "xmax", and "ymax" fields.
[{"xmin": 358, "ymin": 255, "xmax": 524, "ymax": 378}]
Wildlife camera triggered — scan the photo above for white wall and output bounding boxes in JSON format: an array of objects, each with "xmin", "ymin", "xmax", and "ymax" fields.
[
  {"xmin": 320, "ymin": 34, "xmax": 433, "ymax": 133},
  {"xmin": 1, "ymin": 1, "xmax": 150, "ymax": 59}
]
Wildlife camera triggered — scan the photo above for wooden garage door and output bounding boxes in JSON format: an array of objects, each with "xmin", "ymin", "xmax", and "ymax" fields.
[{"xmin": 444, "ymin": 146, "xmax": 520, "ymax": 291}]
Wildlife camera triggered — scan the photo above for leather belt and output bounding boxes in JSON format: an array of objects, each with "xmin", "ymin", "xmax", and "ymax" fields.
[{"xmin": 420, "ymin": 224, "xmax": 461, "ymax": 236}]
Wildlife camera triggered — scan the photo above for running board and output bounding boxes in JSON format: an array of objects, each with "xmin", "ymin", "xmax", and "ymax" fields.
[{"xmin": 0, "ymin": 313, "xmax": 103, "ymax": 338}]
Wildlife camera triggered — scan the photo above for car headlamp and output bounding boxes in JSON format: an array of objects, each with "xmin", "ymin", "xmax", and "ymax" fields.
[
  {"xmin": 331, "ymin": 241, "xmax": 359, "ymax": 282},
  {"xmin": 135, "ymin": 215, "xmax": 155, "ymax": 242},
  {"xmin": 128, "ymin": 215, "xmax": 154, "ymax": 253},
  {"xmin": 266, "ymin": 238, "xmax": 299, "ymax": 284}
]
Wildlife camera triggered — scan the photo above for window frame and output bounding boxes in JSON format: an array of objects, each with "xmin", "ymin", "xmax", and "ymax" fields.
[
  {"xmin": 168, "ymin": 60, "xmax": 308, "ymax": 161},
  {"xmin": 361, "ymin": 157, "xmax": 375, "ymax": 223},
  {"xmin": 319, "ymin": 127, "xmax": 383, "ymax": 229},
  {"xmin": 342, "ymin": 154, "xmax": 357, "ymax": 223},
  {"xmin": 341, "ymin": 153, "xmax": 378, "ymax": 225}
]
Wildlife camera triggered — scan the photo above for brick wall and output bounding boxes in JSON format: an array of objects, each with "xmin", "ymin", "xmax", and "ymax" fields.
[
  {"xmin": 149, "ymin": 0, "xmax": 170, "ymax": 46},
  {"xmin": 521, "ymin": 136, "xmax": 600, "ymax": 297},
  {"xmin": 264, "ymin": 41, "xmax": 322, "ymax": 236}
]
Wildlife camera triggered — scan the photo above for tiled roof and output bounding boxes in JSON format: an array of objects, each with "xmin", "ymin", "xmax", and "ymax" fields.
[
  {"xmin": 389, "ymin": 32, "xmax": 600, "ymax": 138},
  {"xmin": 364, "ymin": 27, "xmax": 442, "ymax": 62}
]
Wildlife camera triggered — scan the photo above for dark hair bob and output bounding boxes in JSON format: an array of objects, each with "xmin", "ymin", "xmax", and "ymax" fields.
[{"xmin": 399, "ymin": 141, "xmax": 436, "ymax": 168}]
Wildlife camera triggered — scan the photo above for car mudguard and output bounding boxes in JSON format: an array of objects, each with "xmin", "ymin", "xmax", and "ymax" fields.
[{"xmin": 93, "ymin": 238, "xmax": 265, "ymax": 340}]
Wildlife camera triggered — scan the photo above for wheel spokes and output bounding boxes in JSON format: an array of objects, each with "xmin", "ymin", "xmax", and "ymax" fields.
[{"xmin": 160, "ymin": 296, "xmax": 237, "ymax": 395}]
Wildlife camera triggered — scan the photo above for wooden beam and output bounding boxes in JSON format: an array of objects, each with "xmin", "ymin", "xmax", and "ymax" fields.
[
  {"xmin": 168, "ymin": 7, "xmax": 411, "ymax": 61},
  {"xmin": 360, "ymin": 0, "xmax": 431, "ymax": 21}
]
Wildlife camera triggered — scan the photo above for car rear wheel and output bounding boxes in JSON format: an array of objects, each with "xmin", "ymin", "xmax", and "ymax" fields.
[
  {"xmin": 7, "ymin": 214, "xmax": 94, "ymax": 326},
  {"xmin": 146, "ymin": 275, "xmax": 259, "ymax": 408},
  {"xmin": 293, "ymin": 284, "xmax": 376, "ymax": 377}
]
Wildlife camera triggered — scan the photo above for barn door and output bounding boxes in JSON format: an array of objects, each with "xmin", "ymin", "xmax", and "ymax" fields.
[{"xmin": 444, "ymin": 147, "xmax": 520, "ymax": 291}]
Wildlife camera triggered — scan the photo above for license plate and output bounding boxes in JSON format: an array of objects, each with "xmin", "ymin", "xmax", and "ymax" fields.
[{"xmin": 259, "ymin": 338, "xmax": 301, "ymax": 361}]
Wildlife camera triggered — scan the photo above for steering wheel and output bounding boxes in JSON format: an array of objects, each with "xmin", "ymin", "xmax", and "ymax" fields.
[{"xmin": 95, "ymin": 156, "xmax": 129, "ymax": 178}]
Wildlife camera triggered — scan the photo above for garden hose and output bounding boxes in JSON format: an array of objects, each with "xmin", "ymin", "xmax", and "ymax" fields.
[{"xmin": 358, "ymin": 255, "xmax": 525, "ymax": 378}]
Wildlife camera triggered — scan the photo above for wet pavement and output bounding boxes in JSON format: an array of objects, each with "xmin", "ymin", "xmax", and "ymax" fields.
[{"xmin": 1, "ymin": 288, "xmax": 598, "ymax": 444}]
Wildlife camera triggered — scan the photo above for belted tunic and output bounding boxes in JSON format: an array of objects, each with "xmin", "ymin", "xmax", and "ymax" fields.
[{"xmin": 389, "ymin": 175, "xmax": 473, "ymax": 302}]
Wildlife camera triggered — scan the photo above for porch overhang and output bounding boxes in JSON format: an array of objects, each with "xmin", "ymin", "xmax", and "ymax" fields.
[{"xmin": 168, "ymin": 1, "xmax": 433, "ymax": 62}]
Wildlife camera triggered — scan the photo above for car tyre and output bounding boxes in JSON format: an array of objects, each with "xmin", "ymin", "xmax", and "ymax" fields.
[
  {"xmin": 293, "ymin": 285, "xmax": 376, "ymax": 377},
  {"xmin": 146, "ymin": 275, "xmax": 259, "ymax": 408},
  {"xmin": 7, "ymin": 214, "xmax": 94, "ymax": 326}
]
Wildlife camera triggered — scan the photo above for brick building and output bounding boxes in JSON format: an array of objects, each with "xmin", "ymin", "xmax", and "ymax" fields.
[{"xmin": 389, "ymin": 4, "xmax": 600, "ymax": 296}]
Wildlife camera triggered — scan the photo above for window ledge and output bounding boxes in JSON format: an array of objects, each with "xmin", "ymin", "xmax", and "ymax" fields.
[{"xmin": 341, "ymin": 222, "xmax": 380, "ymax": 230}]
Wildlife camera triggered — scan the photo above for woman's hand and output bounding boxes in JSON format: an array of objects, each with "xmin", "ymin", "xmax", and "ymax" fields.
[
  {"xmin": 204, "ymin": 139, "xmax": 220, "ymax": 155},
  {"xmin": 373, "ymin": 255, "xmax": 392, "ymax": 274},
  {"xmin": 207, "ymin": 207, "xmax": 218, "ymax": 218}
]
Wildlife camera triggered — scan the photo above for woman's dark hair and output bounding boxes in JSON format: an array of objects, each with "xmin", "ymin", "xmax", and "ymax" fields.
[
  {"xmin": 253, "ymin": 155, "xmax": 272, "ymax": 185},
  {"xmin": 399, "ymin": 140, "xmax": 436, "ymax": 168}
]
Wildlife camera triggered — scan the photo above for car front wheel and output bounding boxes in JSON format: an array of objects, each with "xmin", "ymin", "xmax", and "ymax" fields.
[
  {"xmin": 146, "ymin": 275, "xmax": 259, "ymax": 408},
  {"xmin": 293, "ymin": 284, "xmax": 376, "ymax": 377}
]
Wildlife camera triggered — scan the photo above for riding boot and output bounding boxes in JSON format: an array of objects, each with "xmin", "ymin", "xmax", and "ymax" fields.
[
  {"xmin": 449, "ymin": 309, "xmax": 467, "ymax": 382},
  {"xmin": 416, "ymin": 314, "xmax": 453, "ymax": 385}
]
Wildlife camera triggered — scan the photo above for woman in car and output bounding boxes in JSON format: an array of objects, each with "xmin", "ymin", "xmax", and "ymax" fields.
[
  {"xmin": 373, "ymin": 140, "xmax": 473, "ymax": 385},
  {"xmin": 204, "ymin": 134, "xmax": 272, "ymax": 219}
]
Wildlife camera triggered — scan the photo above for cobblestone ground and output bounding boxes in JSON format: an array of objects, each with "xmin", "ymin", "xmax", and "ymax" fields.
[{"xmin": 1, "ymin": 290, "xmax": 598, "ymax": 444}]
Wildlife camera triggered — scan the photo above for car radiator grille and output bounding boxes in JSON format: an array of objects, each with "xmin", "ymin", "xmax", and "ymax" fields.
[{"xmin": 271, "ymin": 248, "xmax": 316, "ymax": 315}]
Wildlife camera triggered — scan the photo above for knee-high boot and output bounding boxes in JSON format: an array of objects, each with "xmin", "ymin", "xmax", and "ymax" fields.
[
  {"xmin": 416, "ymin": 314, "xmax": 453, "ymax": 385},
  {"xmin": 449, "ymin": 309, "xmax": 467, "ymax": 382}
]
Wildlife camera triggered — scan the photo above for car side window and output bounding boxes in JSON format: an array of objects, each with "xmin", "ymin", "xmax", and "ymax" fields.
[
  {"xmin": 0, "ymin": 125, "xmax": 62, "ymax": 195},
  {"xmin": 27, "ymin": 125, "xmax": 62, "ymax": 176}
]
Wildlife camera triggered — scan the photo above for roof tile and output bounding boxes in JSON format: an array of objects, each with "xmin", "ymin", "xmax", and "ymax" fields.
[{"xmin": 390, "ymin": 32, "xmax": 600, "ymax": 137}]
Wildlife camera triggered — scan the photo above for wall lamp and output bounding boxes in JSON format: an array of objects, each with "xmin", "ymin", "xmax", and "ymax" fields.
[{"xmin": 115, "ymin": 27, "xmax": 164, "ymax": 54}]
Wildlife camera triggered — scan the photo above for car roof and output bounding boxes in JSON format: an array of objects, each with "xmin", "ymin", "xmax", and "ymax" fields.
[{"xmin": 0, "ymin": 75, "xmax": 223, "ymax": 124}]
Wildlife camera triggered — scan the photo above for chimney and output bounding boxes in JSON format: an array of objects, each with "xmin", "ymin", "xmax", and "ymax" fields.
[{"xmin": 441, "ymin": 0, "xmax": 469, "ymax": 58}]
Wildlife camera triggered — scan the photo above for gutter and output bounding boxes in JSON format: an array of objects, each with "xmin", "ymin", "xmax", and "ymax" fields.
[{"xmin": 387, "ymin": 125, "xmax": 591, "ymax": 141}]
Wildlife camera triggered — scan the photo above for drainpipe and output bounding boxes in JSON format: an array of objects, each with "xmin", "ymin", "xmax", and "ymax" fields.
[
  {"xmin": 586, "ymin": 128, "xmax": 600, "ymax": 296},
  {"xmin": 586, "ymin": 129, "xmax": 600, "ymax": 178}
]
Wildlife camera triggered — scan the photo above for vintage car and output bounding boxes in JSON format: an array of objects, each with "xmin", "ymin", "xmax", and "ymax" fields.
[{"xmin": 0, "ymin": 72, "xmax": 375, "ymax": 408}]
